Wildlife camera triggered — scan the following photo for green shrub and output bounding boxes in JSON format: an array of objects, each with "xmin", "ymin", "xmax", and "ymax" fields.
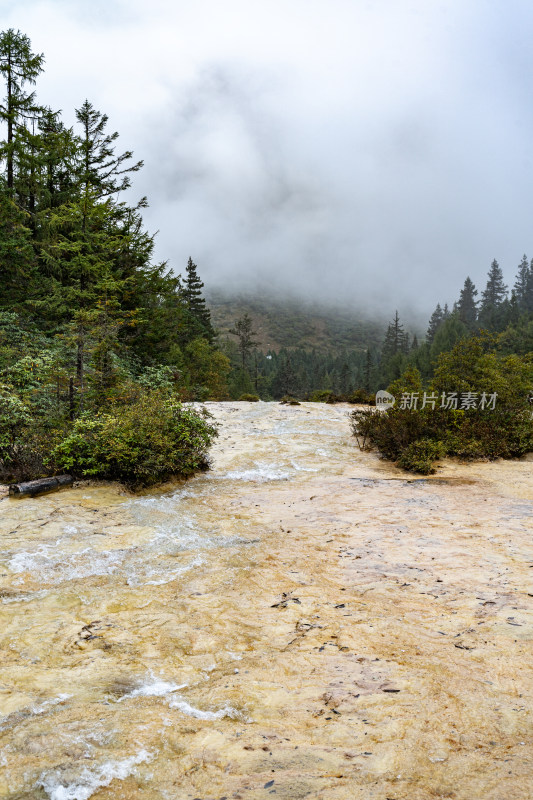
[
  {"xmin": 309, "ymin": 390, "xmax": 338, "ymax": 403},
  {"xmin": 350, "ymin": 337, "xmax": 533, "ymax": 473},
  {"xmin": 347, "ymin": 388, "xmax": 375, "ymax": 405},
  {"xmin": 238, "ymin": 393, "xmax": 259, "ymax": 402},
  {"xmin": 52, "ymin": 390, "xmax": 218, "ymax": 487},
  {"xmin": 0, "ymin": 386, "xmax": 31, "ymax": 458},
  {"xmin": 0, "ymin": 385, "xmax": 33, "ymax": 477},
  {"xmin": 280, "ymin": 395, "xmax": 301, "ymax": 405},
  {"xmin": 351, "ymin": 406, "xmax": 431, "ymax": 459},
  {"xmin": 397, "ymin": 438, "xmax": 446, "ymax": 475},
  {"xmin": 137, "ymin": 365, "xmax": 180, "ymax": 391},
  {"xmin": 0, "ymin": 383, "xmax": 68, "ymax": 482},
  {"xmin": 387, "ymin": 365, "xmax": 423, "ymax": 398}
]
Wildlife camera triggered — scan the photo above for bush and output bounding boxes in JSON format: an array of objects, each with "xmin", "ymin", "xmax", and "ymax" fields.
[
  {"xmin": 350, "ymin": 337, "xmax": 533, "ymax": 474},
  {"xmin": 52, "ymin": 390, "xmax": 218, "ymax": 487},
  {"xmin": 347, "ymin": 388, "xmax": 375, "ymax": 405},
  {"xmin": 350, "ymin": 406, "xmax": 431, "ymax": 459},
  {"xmin": 309, "ymin": 390, "xmax": 338, "ymax": 403},
  {"xmin": 238, "ymin": 393, "xmax": 259, "ymax": 402},
  {"xmin": 280, "ymin": 395, "xmax": 301, "ymax": 405},
  {"xmin": 397, "ymin": 438, "xmax": 446, "ymax": 475},
  {"xmin": 0, "ymin": 385, "xmax": 52, "ymax": 481},
  {"xmin": 0, "ymin": 386, "xmax": 32, "ymax": 461}
]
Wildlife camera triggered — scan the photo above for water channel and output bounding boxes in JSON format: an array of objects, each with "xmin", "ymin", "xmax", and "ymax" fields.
[{"xmin": 0, "ymin": 401, "xmax": 531, "ymax": 799}]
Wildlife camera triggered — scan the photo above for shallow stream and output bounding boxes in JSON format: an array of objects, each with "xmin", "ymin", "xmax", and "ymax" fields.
[{"xmin": 0, "ymin": 402, "xmax": 531, "ymax": 799}]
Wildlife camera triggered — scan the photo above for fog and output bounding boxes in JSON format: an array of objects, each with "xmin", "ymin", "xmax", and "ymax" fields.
[{"xmin": 5, "ymin": 0, "xmax": 533, "ymax": 317}]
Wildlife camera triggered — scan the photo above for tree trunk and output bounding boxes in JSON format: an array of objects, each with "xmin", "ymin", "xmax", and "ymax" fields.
[{"xmin": 9, "ymin": 475, "xmax": 73, "ymax": 497}]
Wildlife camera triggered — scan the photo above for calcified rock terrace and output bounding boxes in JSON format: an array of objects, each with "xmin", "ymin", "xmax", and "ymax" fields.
[{"xmin": 0, "ymin": 401, "xmax": 531, "ymax": 799}]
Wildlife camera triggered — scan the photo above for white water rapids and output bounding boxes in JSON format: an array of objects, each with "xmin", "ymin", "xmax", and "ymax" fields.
[{"xmin": 0, "ymin": 401, "xmax": 531, "ymax": 799}]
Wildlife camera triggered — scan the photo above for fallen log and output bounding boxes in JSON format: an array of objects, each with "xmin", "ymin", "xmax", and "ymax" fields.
[{"xmin": 8, "ymin": 475, "xmax": 73, "ymax": 498}]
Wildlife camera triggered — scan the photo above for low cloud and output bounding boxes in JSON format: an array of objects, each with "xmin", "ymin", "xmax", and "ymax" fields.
[{"xmin": 5, "ymin": 0, "xmax": 533, "ymax": 316}]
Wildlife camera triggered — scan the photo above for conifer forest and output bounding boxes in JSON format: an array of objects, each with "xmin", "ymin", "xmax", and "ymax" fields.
[
  {"xmin": 0, "ymin": 28, "xmax": 532, "ymax": 482},
  {"xmin": 1, "ymin": 12, "xmax": 532, "ymax": 800}
]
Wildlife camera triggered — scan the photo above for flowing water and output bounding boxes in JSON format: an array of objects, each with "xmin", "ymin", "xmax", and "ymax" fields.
[{"xmin": 0, "ymin": 401, "xmax": 531, "ymax": 799}]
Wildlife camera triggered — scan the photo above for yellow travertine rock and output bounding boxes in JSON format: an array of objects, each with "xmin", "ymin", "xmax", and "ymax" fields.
[{"xmin": 0, "ymin": 402, "xmax": 531, "ymax": 799}]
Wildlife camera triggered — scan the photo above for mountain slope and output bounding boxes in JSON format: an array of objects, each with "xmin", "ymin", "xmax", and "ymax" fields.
[{"xmin": 207, "ymin": 291, "xmax": 386, "ymax": 353}]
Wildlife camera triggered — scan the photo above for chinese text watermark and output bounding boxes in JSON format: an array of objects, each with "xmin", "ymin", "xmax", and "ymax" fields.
[{"xmin": 399, "ymin": 391, "xmax": 497, "ymax": 410}]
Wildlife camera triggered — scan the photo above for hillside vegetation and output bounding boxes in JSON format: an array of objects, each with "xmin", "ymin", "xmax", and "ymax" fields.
[
  {"xmin": 207, "ymin": 291, "xmax": 386, "ymax": 354},
  {"xmin": 1, "ymin": 29, "xmax": 532, "ymax": 483}
]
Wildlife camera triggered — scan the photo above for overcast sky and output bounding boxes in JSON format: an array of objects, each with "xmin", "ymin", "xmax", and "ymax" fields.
[{"xmin": 4, "ymin": 0, "xmax": 533, "ymax": 317}]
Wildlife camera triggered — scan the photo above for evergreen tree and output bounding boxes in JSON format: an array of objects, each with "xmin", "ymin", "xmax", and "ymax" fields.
[
  {"xmin": 363, "ymin": 349, "xmax": 372, "ymax": 392},
  {"xmin": 479, "ymin": 259, "xmax": 508, "ymax": 331},
  {"xmin": 524, "ymin": 261, "xmax": 533, "ymax": 314},
  {"xmin": 35, "ymin": 104, "xmax": 154, "ymax": 326},
  {"xmin": 513, "ymin": 254, "xmax": 530, "ymax": 308},
  {"xmin": 0, "ymin": 27, "xmax": 231, "ymax": 444},
  {"xmin": 75, "ymin": 100, "xmax": 143, "ymax": 200},
  {"xmin": 0, "ymin": 29, "xmax": 44, "ymax": 194},
  {"xmin": 12, "ymin": 116, "xmax": 41, "ymax": 222},
  {"xmin": 380, "ymin": 311, "xmax": 409, "ymax": 386},
  {"xmin": 182, "ymin": 257, "xmax": 214, "ymax": 341},
  {"xmin": 426, "ymin": 303, "xmax": 444, "ymax": 344},
  {"xmin": 410, "ymin": 339, "xmax": 432, "ymax": 381},
  {"xmin": 506, "ymin": 291, "xmax": 520, "ymax": 326},
  {"xmin": 0, "ymin": 190, "xmax": 36, "ymax": 308},
  {"xmin": 456, "ymin": 276, "xmax": 478, "ymax": 330},
  {"xmin": 481, "ymin": 259, "xmax": 507, "ymax": 306},
  {"xmin": 338, "ymin": 362, "xmax": 352, "ymax": 395},
  {"xmin": 38, "ymin": 109, "xmax": 77, "ymax": 210},
  {"xmin": 271, "ymin": 353, "xmax": 298, "ymax": 398},
  {"xmin": 382, "ymin": 310, "xmax": 408, "ymax": 360},
  {"xmin": 229, "ymin": 312, "xmax": 257, "ymax": 372},
  {"xmin": 429, "ymin": 312, "xmax": 468, "ymax": 361}
]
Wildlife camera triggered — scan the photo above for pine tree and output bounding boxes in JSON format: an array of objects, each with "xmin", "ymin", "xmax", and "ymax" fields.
[
  {"xmin": 271, "ymin": 353, "xmax": 298, "ymax": 398},
  {"xmin": 182, "ymin": 257, "xmax": 214, "ymax": 341},
  {"xmin": 229, "ymin": 312, "xmax": 257, "ymax": 372},
  {"xmin": 363, "ymin": 348, "xmax": 372, "ymax": 392},
  {"xmin": 382, "ymin": 311, "xmax": 408, "ymax": 360},
  {"xmin": 75, "ymin": 100, "xmax": 143, "ymax": 200},
  {"xmin": 338, "ymin": 362, "xmax": 351, "ymax": 395},
  {"xmin": 36, "ymin": 103, "xmax": 153, "ymax": 323},
  {"xmin": 524, "ymin": 261, "xmax": 533, "ymax": 314},
  {"xmin": 478, "ymin": 259, "xmax": 508, "ymax": 330},
  {"xmin": 0, "ymin": 29, "xmax": 44, "ymax": 194},
  {"xmin": 429, "ymin": 312, "xmax": 468, "ymax": 360},
  {"xmin": 481, "ymin": 259, "xmax": 507, "ymax": 306},
  {"xmin": 513, "ymin": 254, "xmax": 530, "ymax": 310},
  {"xmin": 38, "ymin": 109, "xmax": 77, "ymax": 210},
  {"xmin": 426, "ymin": 303, "xmax": 444, "ymax": 344},
  {"xmin": 0, "ymin": 190, "xmax": 35, "ymax": 308},
  {"xmin": 0, "ymin": 30, "xmax": 233, "ymax": 416},
  {"xmin": 456, "ymin": 276, "xmax": 478, "ymax": 330},
  {"xmin": 507, "ymin": 290, "xmax": 520, "ymax": 325},
  {"xmin": 12, "ymin": 117, "xmax": 41, "ymax": 221}
]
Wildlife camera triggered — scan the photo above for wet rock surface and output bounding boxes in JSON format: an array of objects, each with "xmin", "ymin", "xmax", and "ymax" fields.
[{"xmin": 0, "ymin": 401, "xmax": 531, "ymax": 799}]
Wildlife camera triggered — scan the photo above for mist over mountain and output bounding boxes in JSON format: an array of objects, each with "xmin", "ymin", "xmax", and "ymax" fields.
[
  {"xmin": 6, "ymin": 0, "xmax": 533, "ymax": 315},
  {"xmin": 206, "ymin": 289, "xmax": 399, "ymax": 355}
]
